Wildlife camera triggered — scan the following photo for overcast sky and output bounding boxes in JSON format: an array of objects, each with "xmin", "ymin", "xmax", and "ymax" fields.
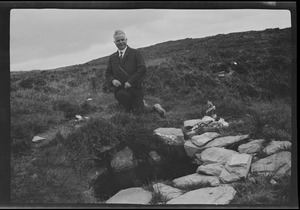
[{"xmin": 10, "ymin": 8, "xmax": 291, "ymax": 71}]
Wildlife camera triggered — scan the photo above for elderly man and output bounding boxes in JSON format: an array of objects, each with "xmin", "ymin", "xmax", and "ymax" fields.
[{"xmin": 105, "ymin": 30, "xmax": 166, "ymax": 118}]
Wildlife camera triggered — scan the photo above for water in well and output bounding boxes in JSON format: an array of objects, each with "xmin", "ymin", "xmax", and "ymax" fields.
[{"xmin": 93, "ymin": 158, "xmax": 198, "ymax": 201}]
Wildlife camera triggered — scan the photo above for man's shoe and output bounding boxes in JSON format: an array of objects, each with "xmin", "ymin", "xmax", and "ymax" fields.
[{"xmin": 153, "ymin": 103, "xmax": 166, "ymax": 118}]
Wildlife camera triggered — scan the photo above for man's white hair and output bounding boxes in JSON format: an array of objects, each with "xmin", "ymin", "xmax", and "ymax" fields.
[{"xmin": 113, "ymin": 30, "xmax": 126, "ymax": 39}]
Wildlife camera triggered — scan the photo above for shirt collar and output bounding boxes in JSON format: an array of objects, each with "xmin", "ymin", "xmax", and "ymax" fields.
[{"xmin": 119, "ymin": 46, "xmax": 128, "ymax": 55}]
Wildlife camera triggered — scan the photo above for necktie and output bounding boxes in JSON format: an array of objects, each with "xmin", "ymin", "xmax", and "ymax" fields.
[{"xmin": 119, "ymin": 51, "xmax": 123, "ymax": 60}]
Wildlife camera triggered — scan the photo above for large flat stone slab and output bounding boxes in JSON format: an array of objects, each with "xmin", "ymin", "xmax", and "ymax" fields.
[
  {"xmin": 191, "ymin": 132, "xmax": 221, "ymax": 147},
  {"xmin": 238, "ymin": 139, "xmax": 265, "ymax": 154},
  {"xmin": 263, "ymin": 140, "xmax": 291, "ymax": 156},
  {"xmin": 251, "ymin": 151, "xmax": 291, "ymax": 179},
  {"xmin": 196, "ymin": 147, "xmax": 238, "ymax": 165},
  {"xmin": 204, "ymin": 134, "xmax": 250, "ymax": 148},
  {"xmin": 154, "ymin": 128, "xmax": 184, "ymax": 146},
  {"xmin": 183, "ymin": 119, "xmax": 202, "ymax": 128},
  {"xmin": 152, "ymin": 183, "xmax": 183, "ymax": 201},
  {"xmin": 172, "ymin": 173, "xmax": 220, "ymax": 188},
  {"xmin": 184, "ymin": 140, "xmax": 203, "ymax": 158},
  {"xmin": 219, "ymin": 153, "xmax": 252, "ymax": 183},
  {"xmin": 197, "ymin": 163, "xmax": 224, "ymax": 176},
  {"xmin": 166, "ymin": 185, "xmax": 236, "ymax": 205},
  {"xmin": 106, "ymin": 187, "xmax": 152, "ymax": 204}
]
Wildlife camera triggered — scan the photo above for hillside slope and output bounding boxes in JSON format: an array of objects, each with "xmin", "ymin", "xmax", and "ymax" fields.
[
  {"xmin": 12, "ymin": 27, "xmax": 292, "ymax": 101},
  {"xmin": 10, "ymin": 27, "xmax": 293, "ymax": 204}
]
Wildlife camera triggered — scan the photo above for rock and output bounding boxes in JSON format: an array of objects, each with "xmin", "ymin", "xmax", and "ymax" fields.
[
  {"xmin": 32, "ymin": 136, "xmax": 45, "ymax": 143},
  {"xmin": 219, "ymin": 153, "xmax": 252, "ymax": 183},
  {"xmin": 184, "ymin": 140, "xmax": 203, "ymax": 158},
  {"xmin": 238, "ymin": 139, "xmax": 265, "ymax": 155},
  {"xmin": 184, "ymin": 130, "xmax": 197, "ymax": 139},
  {"xmin": 106, "ymin": 187, "xmax": 152, "ymax": 204},
  {"xmin": 270, "ymin": 179, "xmax": 277, "ymax": 185},
  {"xmin": 191, "ymin": 132, "xmax": 221, "ymax": 147},
  {"xmin": 166, "ymin": 185, "xmax": 236, "ymax": 205},
  {"xmin": 152, "ymin": 183, "xmax": 183, "ymax": 201},
  {"xmin": 196, "ymin": 163, "xmax": 224, "ymax": 176},
  {"xmin": 154, "ymin": 128, "xmax": 185, "ymax": 146},
  {"xmin": 149, "ymin": 151, "xmax": 161, "ymax": 162},
  {"xmin": 173, "ymin": 173, "xmax": 220, "ymax": 188},
  {"xmin": 217, "ymin": 118, "xmax": 229, "ymax": 127},
  {"xmin": 206, "ymin": 101, "xmax": 216, "ymax": 116},
  {"xmin": 111, "ymin": 147, "xmax": 138, "ymax": 172},
  {"xmin": 263, "ymin": 140, "xmax": 291, "ymax": 156},
  {"xmin": 197, "ymin": 147, "xmax": 238, "ymax": 165},
  {"xmin": 251, "ymin": 151, "xmax": 291, "ymax": 179},
  {"xmin": 201, "ymin": 115, "xmax": 215, "ymax": 123},
  {"xmin": 183, "ymin": 119, "xmax": 202, "ymax": 129},
  {"xmin": 204, "ymin": 134, "xmax": 250, "ymax": 148},
  {"xmin": 75, "ymin": 115, "xmax": 83, "ymax": 121}
]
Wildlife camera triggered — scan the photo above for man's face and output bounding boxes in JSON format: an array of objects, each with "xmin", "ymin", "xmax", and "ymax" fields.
[{"xmin": 114, "ymin": 35, "xmax": 127, "ymax": 50}]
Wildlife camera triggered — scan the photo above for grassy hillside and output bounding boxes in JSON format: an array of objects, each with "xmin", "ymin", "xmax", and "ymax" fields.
[{"xmin": 10, "ymin": 27, "xmax": 293, "ymax": 204}]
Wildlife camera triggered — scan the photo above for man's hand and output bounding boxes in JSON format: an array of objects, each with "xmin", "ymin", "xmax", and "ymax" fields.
[
  {"xmin": 124, "ymin": 82, "xmax": 131, "ymax": 89},
  {"xmin": 112, "ymin": 79, "xmax": 121, "ymax": 87}
]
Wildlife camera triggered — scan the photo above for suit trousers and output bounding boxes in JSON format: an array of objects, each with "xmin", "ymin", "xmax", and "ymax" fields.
[{"xmin": 114, "ymin": 87, "xmax": 145, "ymax": 113}]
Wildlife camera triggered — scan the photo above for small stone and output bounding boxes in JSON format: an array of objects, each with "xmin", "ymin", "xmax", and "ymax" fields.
[
  {"xmin": 75, "ymin": 115, "xmax": 83, "ymax": 121},
  {"xmin": 32, "ymin": 136, "xmax": 45, "ymax": 143},
  {"xmin": 149, "ymin": 151, "xmax": 161, "ymax": 162},
  {"xmin": 270, "ymin": 179, "xmax": 277, "ymax": 185}
]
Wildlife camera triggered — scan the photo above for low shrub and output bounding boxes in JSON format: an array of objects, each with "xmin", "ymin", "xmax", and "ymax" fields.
[
  {"xmin": 60, "ymin": 117, "xmax": 121, "ymax": 176},
  {"xmin": 11, "ymin": 114, "xmax": 51, "ymax": 154},
  {"xmin": 52, "ymin": 100, "xmax": 80, "ymax": 119},
  {"xmin": 247, "ymin": 99, "xmax": 291, "ymax": 141},
  {"xmin": 231, "ymin": 174, "xmax": 291, "ymax": 205},
  {"xmin": 80, "ymin": 101, "xmax": 98, "ymax": 115},
  {"xmin": 19, "ymin": 77, "xmax": 46, "ymax": 89}
]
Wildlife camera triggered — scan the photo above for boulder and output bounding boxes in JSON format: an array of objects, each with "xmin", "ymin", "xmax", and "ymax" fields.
[
  {"xmin": 204, "ymin": 134, "xmax": 250, "ymax": 148},
  {"xmin": 154, "ymin": 128, "xmax": 185, "ymax": 146},
  {"xmin": 191, "ymin": 132, "xmax": 221, "ymax": 147},
  {"xmin": 263, "ymin": 140, "xmax": 291, "ymax": 156},
  {"xmin": 106, "ymin": 187, "xmax": 152, "ymax": 204},
  {"xmin": 111, "ymin": 147, "xmax": 138, "ymax": 172},
  {"xmin": 152, "ymin": 183, "xmax": 183, "ymax": 201},
  {"xmin": 238, "ymin": 139, "xmax": 265, "ymax": 154},
  {"xmin": 166, "ymin": 185, "xmax": 236, "ymax": 205},
  {"xmin": 219, "ymin": 153, "xmax": 252, "ymax": 183},
  {"xmin": 184, "ymin": 140, "xmax": 203, "ymax": 158},
  {"xmin": 172, "ymin": 173, "xmax": 220, "ymax": 188},
  {"xmin": 196, "ymin": 163, "xmax": 224, "ymax": 176},
  {"xmin": 251, "ymin": 151, "xmax": 291, "ymax": 179},
  {"xmin": 197, "ymin": 147, "xmax": 238, "ymax": 165}
]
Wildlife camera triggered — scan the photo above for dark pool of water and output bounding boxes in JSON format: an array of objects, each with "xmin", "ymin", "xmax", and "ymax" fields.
[{"xmin": 93, "ymin": 159, "xmax": 198, "ymax": 201}]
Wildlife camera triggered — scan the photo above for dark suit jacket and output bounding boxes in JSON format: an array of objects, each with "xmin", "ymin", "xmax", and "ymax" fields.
[{"xmin": 105, "ymin": 46, "xmax": 147, "ymax": 89}]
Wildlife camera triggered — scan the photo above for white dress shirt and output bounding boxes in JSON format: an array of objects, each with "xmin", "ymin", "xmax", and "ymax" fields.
[{"xmin": 118, "ymin": 46, "xmax": 127, "ymax": 58}]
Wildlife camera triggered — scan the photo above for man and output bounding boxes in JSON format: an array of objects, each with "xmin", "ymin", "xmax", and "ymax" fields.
[{"xmin": 105, "ymin": 30, "xmax": 166, "ymax": 118}]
